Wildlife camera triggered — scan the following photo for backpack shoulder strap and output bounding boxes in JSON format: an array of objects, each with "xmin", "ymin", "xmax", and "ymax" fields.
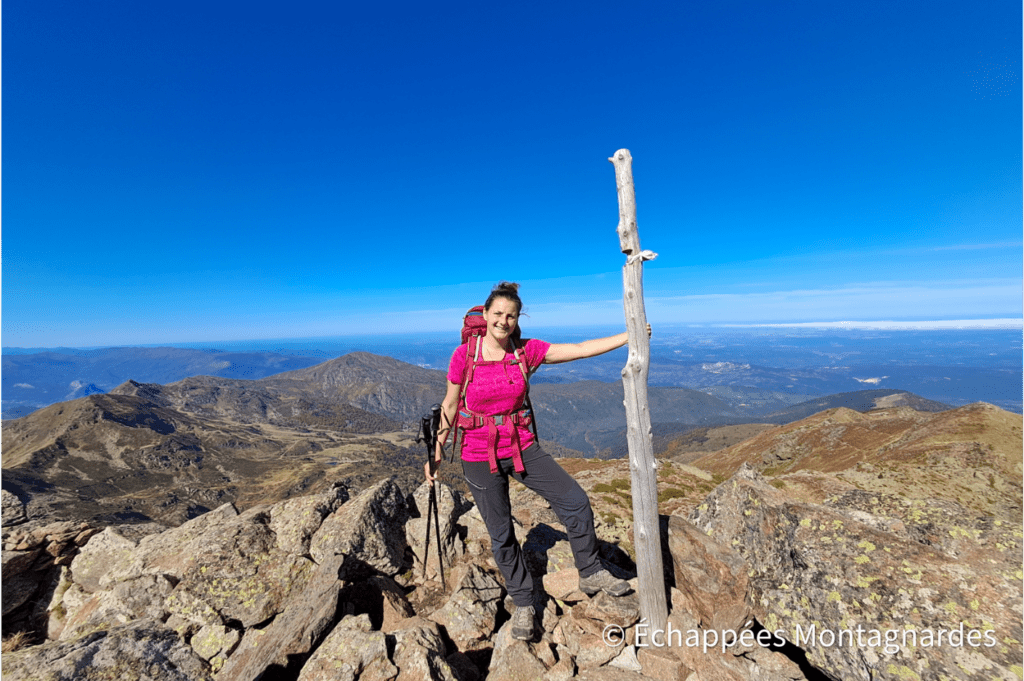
[
  {"xmin": 515, "ymin": 338, "xmax": 545, "ymax": 380},
  {"xmin": 512, "ymin": 339, "xmax": 540, "ymax": 441},
  {"xmin": 512, "ymin": 347, "xmax": 530, "ymax": 384},
  {"xmin": 457, "ymin": 336, "xmax": 479, "ymax": 401},
  {"xmin": 448, "ymin": 337, "xmax": 480, "ymax": 462}
]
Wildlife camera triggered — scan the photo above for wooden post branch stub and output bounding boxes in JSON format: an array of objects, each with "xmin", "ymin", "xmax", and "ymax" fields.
[{"xmin": 607, "ymin": 148, "xmax": 668, "ymax": 638}]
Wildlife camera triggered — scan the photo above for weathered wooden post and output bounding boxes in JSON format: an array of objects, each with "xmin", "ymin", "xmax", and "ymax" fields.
[{"xmin": 609, "ymin": 148, "xmax": 668, "ymax": 637}]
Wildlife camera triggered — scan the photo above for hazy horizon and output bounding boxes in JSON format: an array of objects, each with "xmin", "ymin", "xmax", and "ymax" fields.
[{"xmin": 4, "ymin": 325, "xmax": 1020, "ymax": 419}]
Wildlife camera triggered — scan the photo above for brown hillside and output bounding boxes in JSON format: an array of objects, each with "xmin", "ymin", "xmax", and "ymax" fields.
[
  {"xmin": 691, "ymin": 402, "xmax": 1023, "ymax": 519},
  {"xmin": 1, "ymin": 389, "xmax": 422, "ymax": 527},
  {"xmin": 659, "ymin": 423, "xmax": 777, "ymax": 462},
  {"xmin": 2, "ymin": 394, "xmax": 189, "ymax": 469}
]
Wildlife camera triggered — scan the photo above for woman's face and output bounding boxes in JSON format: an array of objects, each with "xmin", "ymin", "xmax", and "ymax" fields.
[{"xmin": 484, "ymin": 297, "xmax": 519, "ymax": 343}]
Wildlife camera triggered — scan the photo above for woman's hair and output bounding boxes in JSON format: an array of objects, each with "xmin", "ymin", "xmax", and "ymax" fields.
[{"xmin": 484, "ymin": 281, "xmax": 523, "ymax": 314}]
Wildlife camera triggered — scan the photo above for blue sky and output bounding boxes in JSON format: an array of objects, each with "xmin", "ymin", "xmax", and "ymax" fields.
[{"xmin": 4, "ymin": 0, "xmax": 1021, "ymax": 348}]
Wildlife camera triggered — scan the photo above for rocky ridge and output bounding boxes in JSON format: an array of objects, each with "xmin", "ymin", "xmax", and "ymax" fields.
[{"xmin": 3, "ymin": 402, "xmax": 1020, "ymax": 680}]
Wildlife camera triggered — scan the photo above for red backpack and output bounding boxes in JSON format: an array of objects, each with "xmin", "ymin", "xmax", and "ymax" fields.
[{"xmin": 450, "ymin": 305, "xmax": 539, "ymax": 474}]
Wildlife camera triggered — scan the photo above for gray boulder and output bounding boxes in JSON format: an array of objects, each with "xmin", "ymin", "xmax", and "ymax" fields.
[
  {"xmin": 2, "ymin": 548, "xmax": 43, "ymax": 615},
  {"xmin": 690, "ymin": 465, "xmax": 1023, "ymax": 681},
  {"xmin": 297, "ymin": 613, "xmax": 397, "ymax": 681},
  {"xmin": 167, "ymin": 513, "xmax": 315, "ymax": 628},
  {"xmin": 38, "ymin": 478, "xmax": 410, "ymax": 680},
  {"xmin": 665, "ymin": 514, "xmax": 751, "ymax": 633},
  {"xmin": 2, "ymin": 489, "xmax": 27, "ymax": 527},
  {"xmin": 428, "ymin": 563, "xmax": 503, "ymax": 649},
  {"xmin": 3, "ymin": 519, "xmax": 99, "ymax": 634},
  {"xmin": 94, "ymin": 503, "xmax": 241, "ymax": 589},
  {"xmin": 489, "ymin": 613, "xmax": 561, "ymax": 681},
  {"xmin": 270, "ymin": 482, "xmax": 350, "ymax": 555},
  {"xmin": 311, "ymin": 478, "xmax": 409, "ymax": 577},
  {"xmin": 0, "ymin": 618, "xmax": 213, "ymax": 681},
  {"xmin": 67, "ymin": 527, "xmax": 137, "ymax": 594},
  {"xmin": 213, "ymin": 554, "xmax": 345, "ymax": 681},
  {"xmin": 189, "ymin": 622, "xmax": 240, "ymax": 671},
  {"xmin": 390, "ymin": 617, "xmax": 461, "ymax": 681},
  {"xmin": 60, "ymin": 573, "xmax": 176, "ymax": 641}
]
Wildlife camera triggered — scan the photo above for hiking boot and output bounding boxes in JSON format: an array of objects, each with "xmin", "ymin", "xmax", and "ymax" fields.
[
  {"xmin": 510, "ymin": 604, "xmax": 536, "ymax": 641},
  {"xmin": 579, "ymin": 568, "xmax": 630, "ymax": 597}
]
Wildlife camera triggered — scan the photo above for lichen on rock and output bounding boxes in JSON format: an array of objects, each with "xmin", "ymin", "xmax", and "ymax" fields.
[{"xmin": 690, "ymin": 465, "xmax": 1023, "ymax": 681}]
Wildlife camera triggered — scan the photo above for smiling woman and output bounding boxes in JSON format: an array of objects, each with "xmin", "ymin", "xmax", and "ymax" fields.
[{"xmin": 425, "ymin": 280, "xmax": 648, "ymax": 641}]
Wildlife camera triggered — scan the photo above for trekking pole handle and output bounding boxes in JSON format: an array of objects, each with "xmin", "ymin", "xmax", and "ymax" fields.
[
  {"xmin": 419, "ymin": 404, "xmax": 443, "ymax": 479},
  {"xmin": 417, "ymin": 404, "xmax": 442, "ymax": 448},
  {"xmin": 429, "ymin": 403, "xmax": 441, "ymax": 445}
]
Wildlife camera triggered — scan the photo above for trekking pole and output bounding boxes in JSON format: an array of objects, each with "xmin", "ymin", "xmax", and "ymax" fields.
[{"xmin": 417, "ymin": 404, "xmax": 446, "ymax": 590}]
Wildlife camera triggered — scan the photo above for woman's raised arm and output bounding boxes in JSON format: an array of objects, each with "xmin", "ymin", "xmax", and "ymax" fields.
[{"xmin": 543, "ymin": 324, "xmax": 650, "ymax": 364}]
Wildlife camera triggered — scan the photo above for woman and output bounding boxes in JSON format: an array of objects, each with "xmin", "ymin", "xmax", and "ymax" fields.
[{"xmin": 425, "ymin": 281, "xmax": 645, "ymax": 641}]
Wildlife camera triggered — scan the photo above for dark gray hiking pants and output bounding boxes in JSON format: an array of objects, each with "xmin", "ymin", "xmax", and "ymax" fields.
[{"xmin": 462, "ymin": 443, "xmax": 601, "ymax": 607}]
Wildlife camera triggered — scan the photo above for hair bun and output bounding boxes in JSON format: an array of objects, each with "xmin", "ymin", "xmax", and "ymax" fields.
[{"xmin": 484, "ymin": 281, "xmax": 524, "ymax": 319}]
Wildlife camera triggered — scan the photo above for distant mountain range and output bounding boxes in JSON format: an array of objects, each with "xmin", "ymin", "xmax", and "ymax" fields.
[
  {"xmin": 2, "ymin": 347, "xmax": 322, "ymax": 419},
  {"xmin": 253, "ymin": 353, "xmax": 950, "ymax": 454},
  {"xmin": 7, "ymin": 335, "xmax": 1021, "ymax": 420}
]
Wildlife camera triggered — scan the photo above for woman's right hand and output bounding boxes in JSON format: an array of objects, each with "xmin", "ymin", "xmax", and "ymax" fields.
[
  {"xmin": 425, "ymin": 446, "xmax": 443, "ymax": 483},
  {"xmin": 428, "ymin": 381, "xmax": 459, "ymax": 483}
]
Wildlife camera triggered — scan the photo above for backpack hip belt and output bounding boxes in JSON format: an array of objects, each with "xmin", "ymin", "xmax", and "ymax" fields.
[{"xmin": 457, "ymin": 408, "xmax": 533, "ymax": 475}]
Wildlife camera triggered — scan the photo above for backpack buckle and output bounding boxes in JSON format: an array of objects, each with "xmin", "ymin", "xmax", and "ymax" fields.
[{"xmin": 493, "ymin": 414, "xmax": 504, "ymax": 426}]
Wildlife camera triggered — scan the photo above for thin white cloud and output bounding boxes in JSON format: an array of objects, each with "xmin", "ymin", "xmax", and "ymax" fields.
[
  {"xmin": 642, "ymin": 281, "xmax": 1019, "ymax": 321},
  {"xmin": 724, "ymin": 319, "xmax": 1021, "ymax": 330},
  {"xmin": 932, "ymin": 241, "xmax": 1023, "ymax": 251}
]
